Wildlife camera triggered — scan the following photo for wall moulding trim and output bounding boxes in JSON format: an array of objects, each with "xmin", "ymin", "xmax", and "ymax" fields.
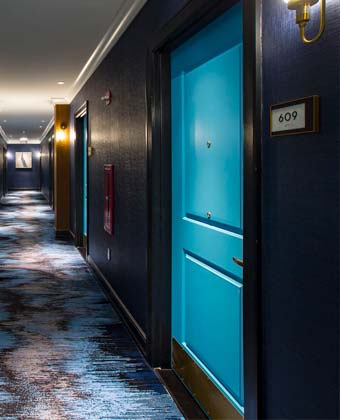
[
  {"xmin": 39, "ymin": 117, "xmax": 55, "ymax": 144},
  {"xmin": 0, "ymin": 126, "xmax": 10, "ymax": 143},
  {"xmin": 3, "ymin": 0, "xmax": 148, "ymax": 146},
  {"xmin": 66, "ymin": 0, "xmax": 148, "ymax": 103},
  {"xmin": 7, "ymin": 140, "xmax": 41, "ymax": 145},
  {"xmin": 42, "ymin": 0, "xmax": 148, "ymax": 144}
]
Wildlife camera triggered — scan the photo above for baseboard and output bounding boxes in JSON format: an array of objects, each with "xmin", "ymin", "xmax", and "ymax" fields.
[
  {"xmin": 87, "ymin": 255, "xmax": 147, "ymax": 353},
  {"xmin": 55, "ymin": 230, "xmax": 71, "ymax": 240},
  {"xmin": 155, "ymin": 368, "xmax": 208, "ymax": 420},
  {"xmin": 42, "ymin": 191, "xmax": 52, "ymax": 206}
]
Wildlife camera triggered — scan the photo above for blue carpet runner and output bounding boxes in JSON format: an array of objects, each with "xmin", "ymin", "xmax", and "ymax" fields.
[{"xmin": 0, "ymin": 191, "xmax": 183, "ymax": 420}]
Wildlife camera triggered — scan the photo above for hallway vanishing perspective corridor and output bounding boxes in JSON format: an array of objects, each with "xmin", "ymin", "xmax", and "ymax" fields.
[{"xmin": 0, "ymin": 191, "xmax": 183, "ymax": 419}]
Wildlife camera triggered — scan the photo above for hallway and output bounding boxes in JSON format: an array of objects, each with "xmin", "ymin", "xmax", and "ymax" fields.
[
  {"xmin": 0, "ymin": 1, "xmax": 338, "ymax": 418},
  {"xmin": 0, "ymin": 191, "xmax": 182, "ymax": 419}
]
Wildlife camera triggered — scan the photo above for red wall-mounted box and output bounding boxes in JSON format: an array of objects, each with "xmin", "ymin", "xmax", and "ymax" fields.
[{"xmin": 104, "ymin": 164, "xmax": 114, "ymax": 235}]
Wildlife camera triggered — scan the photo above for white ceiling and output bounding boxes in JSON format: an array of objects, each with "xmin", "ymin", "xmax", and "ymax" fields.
[{"xmin": 0, "ymin": 0, "xmax": 146, "ymax": 144}]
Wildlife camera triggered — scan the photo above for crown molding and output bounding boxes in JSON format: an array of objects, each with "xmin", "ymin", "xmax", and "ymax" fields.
[
  {"xmin": 2, "ymin": 0, "xmax": 147, "ymax": 145},
  {"xmin": 6, "ymin": 140, "xmax": 41, "ymax": 145},
  {"xmin": 39, "ymin": 117, "xmax": 54, "ymax": 143},
  {"xmin": 1, "ymin": 125, "xmax": 43, "ymax": 145},
  {"xmin": 66, "ymin": 0, "xmax": 148, "ymax": 103},
  {"xmin": 0, "ymin": 126, "xmax": 10, "ymax": 143}
]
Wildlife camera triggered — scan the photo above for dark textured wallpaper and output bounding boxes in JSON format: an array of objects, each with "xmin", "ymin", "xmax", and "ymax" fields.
[
  {"xmin": 41, "ymin": 129, "xmax": 54, "ymax": 206},
  {"xmin": 0, "ymin": 138, "xmax": 6, "ymax": 198},
  {"xmin": 261, "ymin": 1, "xmax": 339, "ymax": 419},
  {"xmin": 70, "ymin": 0, "xmax": 189, "ymax": 336}
]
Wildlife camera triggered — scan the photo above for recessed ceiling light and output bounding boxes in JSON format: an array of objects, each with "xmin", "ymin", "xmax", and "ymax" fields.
[
  {"xmin": 41, "ymin": 120, "xmax": 45, "ymax": 123},
  {"xmin": 3, "ymin": 120, "xmax": 7, "ymax": 123},
  {"xmin": 57, "ymin": 81, "xmax": 65, "ymax": 85}
]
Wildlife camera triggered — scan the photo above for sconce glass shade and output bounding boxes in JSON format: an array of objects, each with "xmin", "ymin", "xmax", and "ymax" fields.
[{"xmin": 56, "ymin": 130, "xmax": 66, "ymax": 142}]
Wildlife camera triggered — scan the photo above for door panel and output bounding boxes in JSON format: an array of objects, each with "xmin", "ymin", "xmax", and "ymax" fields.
[
  {"xmin": 184, "ymin": 253, "xmax": 243, "ymax": 402},
  {"xmin": 184, "ymin": 46, "xmax": 242, "ymax": 229},
  {"xmin": 171, "ymin": 2, "xmax": 244, "ymax": 415}
]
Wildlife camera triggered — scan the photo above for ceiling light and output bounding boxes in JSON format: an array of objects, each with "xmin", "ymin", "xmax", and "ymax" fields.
[
  {"xmin": 20, "ymin": 137, "xmax": 28, "ymax": 141},
  {"xmin": 57, "ymin": 81, "xmax": 65, "ymax": 85},
  {"xmin": 3, "ymin": 120, "xmax": 7, "ymax": 123},
  {"xmin": 39, "ymin": 125, "xmax": 43, "ymax": 129},
  {"xmin": 41, "ymin": 120, "xmax": 45, "ymax": 123}
]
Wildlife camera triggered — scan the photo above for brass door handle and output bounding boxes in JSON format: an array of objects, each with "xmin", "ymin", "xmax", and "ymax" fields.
[{"xmin": 232, "ymin": 257, "xmax": 244, "ymax": 268}]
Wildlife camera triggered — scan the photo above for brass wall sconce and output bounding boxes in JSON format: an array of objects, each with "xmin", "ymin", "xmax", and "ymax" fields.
[
  {"xmin": 286, "ymin": 0, "xmax": 326, "ymax": 44},
  {"xmin": 56, "ymin": 122, "xmax": 68, "ymax": 142}
]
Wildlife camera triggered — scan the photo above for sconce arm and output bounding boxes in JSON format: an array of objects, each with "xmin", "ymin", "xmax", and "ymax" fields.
[{"xmin": 300, "ymin": 0, "xmax": 326, "ymax": 44}]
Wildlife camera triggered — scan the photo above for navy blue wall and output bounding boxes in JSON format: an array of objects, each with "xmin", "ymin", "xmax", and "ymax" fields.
[
  {"xmin": 7, "ymin": 144, "xmax": 41, "ymax": 190},
  {"xmin": 69, "ymin": 1, "xmax": 339, "ymax": 418},
  {"xmin": 262, "ymin": 1, "xmax": 339, "ymax": 419},
  {"xmin": 41, "ymin": 130, "xmax": 54, "ymax": 205},
  {"xmin": 70, "ymin": 0, "xmax": 188, "ymax": 337},
  {"xmin": 0, "ymin": 137, "xmax": 7, "ymax": 198}
]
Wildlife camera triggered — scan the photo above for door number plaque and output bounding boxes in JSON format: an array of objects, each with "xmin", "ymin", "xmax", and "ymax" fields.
[{"xmin": 270, "ymin": 96, "xmax": 319, "ymax": 137}]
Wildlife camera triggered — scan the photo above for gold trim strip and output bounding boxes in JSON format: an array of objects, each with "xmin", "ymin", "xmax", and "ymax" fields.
[{"xmin": 172, "ymin": 339, "xmax": 243, "ymax": 420}]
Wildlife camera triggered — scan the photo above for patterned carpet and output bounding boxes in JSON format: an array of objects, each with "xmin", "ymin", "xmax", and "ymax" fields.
[{"xmin": 0, "ymin": 191, "xmax": 183, "ymax": 420}]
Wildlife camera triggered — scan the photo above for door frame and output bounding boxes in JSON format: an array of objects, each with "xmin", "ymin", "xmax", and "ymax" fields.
[
  {"xmin": 146, "ymin": 0, "xmax": 262, "ymax": 418},
  {"xmin": 74, "ymin": 101, "xmax": 89, "ymax": 255}
]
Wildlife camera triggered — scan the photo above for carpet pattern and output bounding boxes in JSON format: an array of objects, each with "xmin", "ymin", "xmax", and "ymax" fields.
[{"xmin": 0, "ymin": 191, "xmax": 183, "ymax": 420}]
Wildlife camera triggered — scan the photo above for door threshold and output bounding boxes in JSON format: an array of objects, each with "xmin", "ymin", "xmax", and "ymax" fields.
[{"xmin": 155, "ymin": 368, "xmax": 208, "ymax": 420}]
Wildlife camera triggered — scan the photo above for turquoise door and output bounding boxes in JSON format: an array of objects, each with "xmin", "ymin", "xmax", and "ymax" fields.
[
  {"xmin": 171, "ymin": 3, "xmax": 244, "ymax": 415},
  {"xmin": 83, "ymin": 115, "xmax": 88, "ymax": 239}
]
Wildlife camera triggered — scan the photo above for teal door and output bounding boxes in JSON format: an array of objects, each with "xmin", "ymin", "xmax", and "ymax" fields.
[
  {"xmin": 83, "ymin": 115, "xmax": 88, "ymax": 240},
  {"xmin": 171, "ymin": 3, "xmax": 244, "ymax": 415}
]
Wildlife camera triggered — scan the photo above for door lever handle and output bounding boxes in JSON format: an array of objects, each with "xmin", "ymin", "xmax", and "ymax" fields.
[{"xmin": 232, "ymin": 257, "xmax": 244, "ymax": 268}]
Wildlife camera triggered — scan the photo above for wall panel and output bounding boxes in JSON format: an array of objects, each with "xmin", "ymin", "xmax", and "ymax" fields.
[
  {"xmin": 70, "ymin": 0, "xmax": 189, "ymax": 338},
  {"xmin": 41, "ymin": 129, "xmax": 54, "ymax": 205},
  {"xmin": 261, "ymin": 1, "xmax": 339, "ymax": 418},
  {"xmin": 0, "ymin": 138, "xmax": 6, "ymax": 199}
]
